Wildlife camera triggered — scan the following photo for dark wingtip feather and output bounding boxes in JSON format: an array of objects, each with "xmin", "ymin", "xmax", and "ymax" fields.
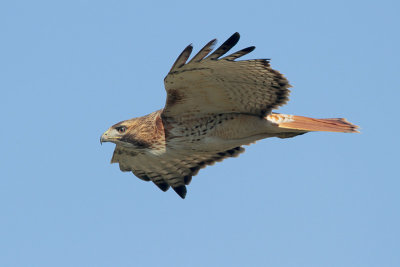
[
  {"xmin": 169, "ymin": 44, "xmax": 193, "ymax": 72},
  {"xmin": 184, "ymin": 175, "xmax": 193, "ymax": 185},
  {"xmin": 173, "ymin": 185, "xmax": 187, "ymax": 199},
  {"xmin": 207, "ymin": 32, "xmax": 240, "ymax": 60},
  {"xmin": 222, "ymin": 46, "xmax": 256, "ymax": 61},
  {"xmin": 153, "ymin": 181, "xmax": 170, "ymax": 192},
  {"xmin": 189, "ymin": 38, "xmax": 217, "ymax": 63}
]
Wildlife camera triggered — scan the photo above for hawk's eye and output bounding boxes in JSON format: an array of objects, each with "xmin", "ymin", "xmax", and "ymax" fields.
[{"xmin": 116, "ymin": 126, "xmax": 126, "ymax": 134}]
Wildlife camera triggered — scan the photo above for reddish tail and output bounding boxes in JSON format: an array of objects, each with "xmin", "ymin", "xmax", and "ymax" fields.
[{"xmin": 267, "ymin": 114, "xmax": 359, "ymax": 133}]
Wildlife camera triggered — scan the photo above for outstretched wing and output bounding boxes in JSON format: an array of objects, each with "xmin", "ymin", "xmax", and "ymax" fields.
[
  {"xmin": 163, "ymin": 32, "xmax": 291, "ymax": 118},
  {"xmin": 111, "ymin": 145, "xmax": 245, "ymax": 199}
]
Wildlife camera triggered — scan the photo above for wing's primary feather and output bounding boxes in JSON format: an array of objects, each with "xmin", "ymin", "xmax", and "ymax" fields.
[
  {"xmin": 169, "ymin": 44, "xmax": 193, "ymax": 72},
  {"xmin": 222, "ymin": 46, "xmax": 256, "ymax": 61},
  {"xmin": 188, "ymin": 39, "xmax": 217, "ymax": 63},
  {"xmin": 206, "ymin": 32, "xmax": 240, "ymax": 60}
]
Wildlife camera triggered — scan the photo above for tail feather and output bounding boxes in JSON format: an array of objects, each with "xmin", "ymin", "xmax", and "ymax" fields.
[{"xmin": 267, "ymin": 114, "xmax": 359, "ymax": 133}]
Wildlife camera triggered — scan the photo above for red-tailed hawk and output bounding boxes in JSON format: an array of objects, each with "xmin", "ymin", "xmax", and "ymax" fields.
[{"xmin": 101, "ymin": 32, "xmax": 358, "ymax": 198}]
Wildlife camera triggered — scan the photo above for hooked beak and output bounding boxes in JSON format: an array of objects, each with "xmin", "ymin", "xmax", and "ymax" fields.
[{"xmin": 100, "ymin": 129, "xmax": 111, "ymax": 145}]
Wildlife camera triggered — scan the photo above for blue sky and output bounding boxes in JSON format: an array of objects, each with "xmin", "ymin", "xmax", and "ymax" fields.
[{"xmin": 1, "ymin": 0, "xmax": 399, "ymax": 266}]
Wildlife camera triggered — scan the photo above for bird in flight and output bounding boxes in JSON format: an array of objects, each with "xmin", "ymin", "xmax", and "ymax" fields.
[{"xmin": 101, "ymin": 32, "xmax": 358, "ymax": 199}]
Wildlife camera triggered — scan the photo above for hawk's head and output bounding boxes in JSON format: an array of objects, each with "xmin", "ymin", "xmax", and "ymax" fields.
[
  {"xmin": 100, "ymin": 118, "xmax": 154, "ymax": 149},
  {"xmin": 100, "ymin": 120, "xmax": 130, "ymax": 144}
]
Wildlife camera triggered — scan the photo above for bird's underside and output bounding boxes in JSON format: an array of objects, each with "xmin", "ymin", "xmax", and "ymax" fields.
[{"xmin": 101, "ymin": 32, "xmax": 359, "ymax": 199}]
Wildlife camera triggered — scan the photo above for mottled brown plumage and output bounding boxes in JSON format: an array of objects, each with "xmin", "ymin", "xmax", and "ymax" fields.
[{"xmin": 101, "ymin": 32, "xmax": 358, "ymax": 199}]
